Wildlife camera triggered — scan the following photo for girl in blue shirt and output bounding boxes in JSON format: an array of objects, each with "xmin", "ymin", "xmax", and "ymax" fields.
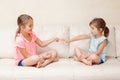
[{"xmin": 68, "ymin": 18, "xmax": 110, "ymax": 66}]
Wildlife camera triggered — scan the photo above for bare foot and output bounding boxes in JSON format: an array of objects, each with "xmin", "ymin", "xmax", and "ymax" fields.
[
  {"xmin": 36, "ymin": 61, "xmax": 42, "ymax": 68},
  {"xmin": 73, "ymin": 56, "xmax": 79, "ymax": 61},
  {"xmin": 82, "ymin": 59, "xmax": 92, "ymax": 66}
]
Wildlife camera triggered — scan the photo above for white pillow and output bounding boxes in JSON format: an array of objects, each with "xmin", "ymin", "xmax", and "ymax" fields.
[
  {"xmin": 36, "ymin": 24, "xmax": 69, "ymax": 58},
  {"xmin": 115, "ymin": 26, "xmax": 120, "ymax": 57},
  {"xmin": 69, "ymin": 25, "xmax": 90, "ymax": 57},
  {"xmin": 106, "ymin": 26, "xmax": 116, "ymax": 57},
  {"xmin": 69, "ymin": 25, "xmax": 116, "ymax": 58},
  {"xmin": 0, "ymin": 27, "xmax": 16, "ymax": 58}
]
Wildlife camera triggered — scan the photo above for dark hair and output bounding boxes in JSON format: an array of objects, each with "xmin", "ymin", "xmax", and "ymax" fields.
[
  {"xmin": 15, "ymin": 14, "xmax": 33, "ymax": 39},
  {"xmin": 89, "ymin": 18, "xmax": 109, "ymax": 37}
]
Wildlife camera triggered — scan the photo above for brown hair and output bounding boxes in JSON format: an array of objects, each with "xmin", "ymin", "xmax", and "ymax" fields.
[
  {"xmin": 89, "ymin": 18, "xmax": 109, "ymax": 37},
  {"xmin": 15, "ymin": 14, "xmax": 33, "ymax": 39}
]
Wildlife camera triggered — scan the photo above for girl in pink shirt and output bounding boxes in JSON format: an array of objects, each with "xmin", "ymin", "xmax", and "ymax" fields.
[{"xmin": 15, "ymin": 14, "xmax": 59, "ymax": 68}]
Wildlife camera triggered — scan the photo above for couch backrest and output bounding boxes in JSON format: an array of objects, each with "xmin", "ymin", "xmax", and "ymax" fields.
[
  {"xmin": 0, "ymin": 25, "xmax": 117, "ymax": 59},
  {"xmin": 115, "ymin": 26, "xmax": 120, "ymax": 57},
  {"xmin": 36, "ymin": 24, "xmax": 69, "ymax": 58},
  {"xmin": 0, "ymin": 27, "xmax": 15, "ymax": 59}
]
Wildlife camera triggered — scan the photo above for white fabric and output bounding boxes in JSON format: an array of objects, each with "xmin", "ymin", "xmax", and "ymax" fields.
[
  {"xmin": 0, "ymin": 58, "xmax": 120, "ymax": 80},
  {"xmin": 69, "ymin": 25, "xmax": 116, "ymax": 57},
  {"xmin": 0, "ymin": 28, "xmax": 16, "ymax": 58},
  {"xmin": 106, "ymin": 26, "xmax": 116, "ymax": 57},
  {"xmin": 69, "ymin": 25, "xmax": 90, "ymax": 57},
  {"xmin": 115, "ymin": 26, "xmax": 120, "ymax": 57},
  {"xmin": 36, "ymin": 25, "xmax": 69, "ymax": 58}
]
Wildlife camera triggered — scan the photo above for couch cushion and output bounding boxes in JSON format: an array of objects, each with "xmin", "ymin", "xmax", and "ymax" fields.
[
  {"xmin": 69, "ymin": 25, "xmax": 116, "ymax": 57},
  {"xmin": 36, "ymin": 24, "xmax": 69, "ymax": 58},
  {"xmin": 1, "ymin": 58, "xmax": 120, "ymax": 80},
  {"xmin": 14, "ymin": 59, "xmax": 74, "ymax": 80},
  {"xmin": 0, "ymin": 59, "xmax": 15, "ymax": 80},
  {"xmin": 0, "ymin": 27, "xmax": 16, "ymax": 58},
  {"xmin": 71, "ymin": 57, "xmax": 120, "ymax": 80},
  {"xmin": 115, "ymin": 26, "xmax": 120, "ymax": 57}
]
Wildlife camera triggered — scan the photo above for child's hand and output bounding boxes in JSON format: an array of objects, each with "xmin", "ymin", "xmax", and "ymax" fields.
[
  {"xmin": 65, "ymin": 39, "xmax": 70, "ymax": 43},
  {"xmin": 54, "ymin": 37, "xmax": 59, "ymax": 42}
]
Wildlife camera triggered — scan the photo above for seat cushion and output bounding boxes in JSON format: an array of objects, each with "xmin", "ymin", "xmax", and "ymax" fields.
[
  {"xmin": 0, "ymin": 58, "xmax": 120, "ymax": 80},
  {"xmin": 0, "ymin": 59, "xmax": 15, "ymax": 80}
]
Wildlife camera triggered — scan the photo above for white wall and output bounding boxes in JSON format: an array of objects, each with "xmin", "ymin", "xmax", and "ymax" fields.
[
  {"xmin": 0, "ymin": 0, "xmax": 119, "ymax": 58},
  {"xmin": 0, "ymin": 0, "xmax": 120, "ymax": 28}
]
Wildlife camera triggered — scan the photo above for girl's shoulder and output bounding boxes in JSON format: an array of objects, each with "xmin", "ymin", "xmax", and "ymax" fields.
[
  {"xmin": 99, "ymin": 36, "xmax": 110, "ymax": 46},
  {"xmin": 15, "ymin": 33, "xmax": 25, "ymax": 43}
]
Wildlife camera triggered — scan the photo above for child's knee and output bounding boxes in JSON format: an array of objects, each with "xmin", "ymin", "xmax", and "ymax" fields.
[
  {"xmin": 50, "ymin": 50, "xmax": 57, "ymax": 57},
  {"xmin": 74, "ymin": 47, "xmax": 80, "ymax": 52},
  {"xmin": 90, "ymin": 54, "xmax": 98, "ymax": 59},
  {"xmin": 31, "ymin": 55, "xmax": 40, "ymax": 62}
]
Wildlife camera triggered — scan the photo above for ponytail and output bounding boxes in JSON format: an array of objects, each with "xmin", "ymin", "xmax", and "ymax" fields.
[
  {"xmin": 15, "ymin": 28, "xmax": 20, "ymax": 40},
  {"xmin": 104, "ymin": 26, "xmax": 109, "ymax": 37}
]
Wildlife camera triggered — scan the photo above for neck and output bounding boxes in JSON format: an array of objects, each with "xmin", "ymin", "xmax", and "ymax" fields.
[
  {"xmin": 95, "ymin": 33, "xmax": 102, "ymax": 38},
  {"xmin": 21, "ymin": 31, "xmax": 30, "ymax": 38}
]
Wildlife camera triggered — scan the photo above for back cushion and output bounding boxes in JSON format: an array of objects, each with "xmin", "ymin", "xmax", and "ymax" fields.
[
  {"xmin": 36, "ymin": 25, "xmax": 69, "ymax": 58},
  {"xmin": 69, "ymin": 25, "xmax": 116, "ymax": 58},
  {"xmin": 115, "ymin": 26, "xmax": 120, "ymax": 57},
  {"xmin": 0, "ymin": 27, "xmax": 16, "ymax": 58},
  {"xmin": 106, "ymin": 26, "xmax": 116, "ymax": 57},
  {"xmin": 69, "ymin": 25, "xmax": 90, "ymax": 57}
]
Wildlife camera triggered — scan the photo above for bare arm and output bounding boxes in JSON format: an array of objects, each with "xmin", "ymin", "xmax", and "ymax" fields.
[
  {"xmin": 35, "ymin": 37, "xmax": 59, "ymax": 47},
  {"xmin": 17, "ymin": 47, "xmax": 31, "ymax": 58},
  {"xmin": 92, "ymin": 40, "xmax": 107, "ymax": 55},
  {"xmin": 68, "ymin": 34, "xmax": 90, "ymax": 43}
]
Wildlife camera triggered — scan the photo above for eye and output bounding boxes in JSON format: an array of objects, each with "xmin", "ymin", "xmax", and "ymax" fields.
[{"xmin": 29, "ymin": 25, "xmax": 33, "ymax": 28}]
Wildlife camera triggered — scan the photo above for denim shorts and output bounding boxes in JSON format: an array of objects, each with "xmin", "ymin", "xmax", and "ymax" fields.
[
  {"xmin": 18, "ymin": 59, "xmax": 24, "ymax": 66},
  {"xmin": 99, "ymin": 58, "xmax": 104, "ymax": 64}
]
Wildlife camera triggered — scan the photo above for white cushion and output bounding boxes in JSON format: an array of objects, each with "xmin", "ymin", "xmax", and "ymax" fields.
[
  {"xmin": 69, "ymin": 25, "xmax": 90, "ymax": 57},
  {"xmin": 69, "ymin": 25, "xmax": 116, "ymax": 57},
  {"xmin": 71, "ymin": 57, "xmax": 120, "ymax": 80},
  {"xmin": 115, "ymin": 26, "xmax": 120, "ymax": 57},
  {"xmin": 0, "ymin": 27, "xmax": 16, "ymax": 58},
  {"xmin": 0, "ymin": 58, "xmax": 120, "ymax": 80},
  {"xmin": 36, "ymin": 25, "xmax": 69, "ymax": 58},
  {"xmin": 106, "ymin": 25, "xmax": 116, "ymax": 57}
]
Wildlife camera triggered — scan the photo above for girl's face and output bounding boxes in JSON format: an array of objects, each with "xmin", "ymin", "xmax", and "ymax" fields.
[
  {"xmin": 22, "ymin": 19, "xmax": 33, "ymax": 34},
  {"xmin": 90, "ymin": 24, "xmax": 101, "ymax": 36}
]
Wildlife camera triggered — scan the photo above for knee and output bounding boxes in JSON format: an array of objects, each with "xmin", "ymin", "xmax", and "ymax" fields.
[
  {"xmin": 50, "ymin": 50, "xmax": 57, "ymax": 57},
  {"xmin": 74, "ymin": 47, "xmax": 79, "ymax": 52},
  {"xmin": 31, "ymin": 55, "xmax": 40, "ymax": 62},
  {"xmin": 90, "ymin": 54, "xmax": 98, "ymax": 60}
]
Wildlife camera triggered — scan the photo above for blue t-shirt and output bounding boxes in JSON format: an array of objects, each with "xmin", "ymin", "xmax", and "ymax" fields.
[{"xmin": 88, "ymin": 34, "xmax": 110, "ymax": 62}]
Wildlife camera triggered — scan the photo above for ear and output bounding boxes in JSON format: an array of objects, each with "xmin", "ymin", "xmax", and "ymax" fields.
[
  {"xmin": 21, "ymin": 25, "xmax": 25, "ymax": 29},
  {"xmin": 100, "ymin": 28, "xmax": 103, "ymax": 32}
]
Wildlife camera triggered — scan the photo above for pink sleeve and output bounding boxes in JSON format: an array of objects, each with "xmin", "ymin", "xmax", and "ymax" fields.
[{"xmin": 15, "ymin": 37, "xmax": 25, "ymax": 48}]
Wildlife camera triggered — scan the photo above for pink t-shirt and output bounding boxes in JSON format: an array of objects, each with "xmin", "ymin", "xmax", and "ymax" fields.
[{"xmin": 15, "ymin": 32, "xmax": 38, "ymax": 65}]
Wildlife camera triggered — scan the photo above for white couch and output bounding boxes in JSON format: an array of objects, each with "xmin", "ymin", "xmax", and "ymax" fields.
[{"xmin": 0, "ymin": 24, "xmax": 120, "ymax": 80}]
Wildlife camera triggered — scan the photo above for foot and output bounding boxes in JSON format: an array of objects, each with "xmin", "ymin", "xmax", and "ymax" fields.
[
  {"xmin": 73, "ymin": 56, "xmax": 79, "ymax": 61},
  {"xmin": 36, "ymin": 61, "xmax": 42, "ymax": 68},
  {"xmin": 82, "ymin": 59, "xmax": 92, "ymax": 66}
]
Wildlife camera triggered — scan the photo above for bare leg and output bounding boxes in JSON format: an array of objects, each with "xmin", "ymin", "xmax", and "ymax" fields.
[
  {"xmin": 73, "ymin": 47, "xmax": 83, "ymax": 61},
  {"xmin": 38, "ymin": 50, "xmax": 58, "ymax": 67},
  {"xmin": 36, "ymin": 55, "xmax": 45, "ymax": 68},
  {"xmin": 81, "ymin": 58, "xmax": 92, "ymax": 66},
  {"xmin": 74, "ymin": 47, "xmax": 89, "ymax": 61},
  {"xmin": 87, "ymin": 54, "xmax": 100, "ymax": 64},
  {"xmin": 22, "ymin": 55, "xmax": 40, "ymax": 66}
]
